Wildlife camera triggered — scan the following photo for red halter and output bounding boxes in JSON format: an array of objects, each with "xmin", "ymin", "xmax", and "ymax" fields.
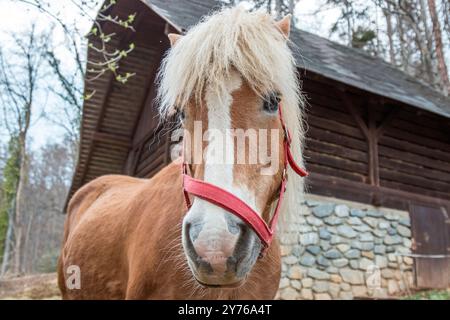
[{"xmin": 181, "ymin": 104, "xmax": 308, "ymax": 256}]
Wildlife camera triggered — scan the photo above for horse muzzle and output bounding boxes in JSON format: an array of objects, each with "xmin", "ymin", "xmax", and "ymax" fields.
[{"xmin": 182, "ymin": 212, "xmax": 262, "ymax": 287}]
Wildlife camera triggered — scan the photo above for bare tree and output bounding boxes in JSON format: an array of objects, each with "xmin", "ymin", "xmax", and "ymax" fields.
[
  {"xmin": 383, "ymin": 3, "xmax": 397, "ymax": 65},
  {"xmin": 408, "ymin": 0, "xmax": 436, "ymax": 86},
  {"xmin": 0, "ymin": 146, "xmax": 6, "ymax": 257},
  {"xmin": 227, "ymin": 0, "xmax": 449, "ymax": 94},
  {"xmin": 366, "ymin": 0, "xmax": 449, "ymax": 92},
  {"xmin": 15, "ymin": 0, "xmax": 137, "ymax": 84},
  {"xmin": 44, "ymin": 32, "xmax": 84, "ymax": 155},
  {"xmin": 419, "ymin": 0, "xmax": 433, "ymax": 55},
  {"xmin": 442, "ymin": 0, "xmax": 450, "ymax": 35},
  {"xmin": 222, "ymin": 0, "xmax": 298, "ymax": 17},
  {"xmin": 13, "ymin": 0, "xmax": 137, "ymax": 154},
  {"xmin": 0, "ymin": 25, "xmax": 49, "ymax": 275},
  {"xmin": 428, "ymin": 0, "xmax": 450, "ymax": 95},
  {"xmin": 21, "ymin": 141, "xmax": 73, "ymax": 273}
]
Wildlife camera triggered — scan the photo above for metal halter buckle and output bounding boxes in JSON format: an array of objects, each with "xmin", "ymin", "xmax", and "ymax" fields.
[
  {"xmin": 282, "ymin": 168, "xmax": 288, "ymax": 181},
  {"xmin": 283, "ymin": 125, "xmax": 291, "ymax": 144}
]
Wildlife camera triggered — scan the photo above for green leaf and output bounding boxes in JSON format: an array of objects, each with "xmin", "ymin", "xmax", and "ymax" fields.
[
  {"xmin": 128, "ymin": 13, "xmax": 136, "ymax": 23},
  {"xmin": 108, "ymin": 62, "xmax": 117, "ymax": 72}
]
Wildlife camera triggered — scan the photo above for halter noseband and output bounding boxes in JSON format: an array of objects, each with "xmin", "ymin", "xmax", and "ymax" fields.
[{"xmin": 181, "ymin": 104, "xmax": 308, "ymax": 257}]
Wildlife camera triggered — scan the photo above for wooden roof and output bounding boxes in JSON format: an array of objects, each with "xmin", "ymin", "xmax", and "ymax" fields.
[{"xmin": 67, "ymin": 0, "xmax": 450, "ymax": 205}]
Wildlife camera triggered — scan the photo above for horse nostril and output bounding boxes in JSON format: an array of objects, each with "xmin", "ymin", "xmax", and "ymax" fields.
[
  {"xmin": 226, "ymin": 214, "xmax": 247, "ymax": 235},
  {"xmin": 238, "ymin": 222, "xmax": 248, "ymax": 236},
  {"xmin": 185, "ymin": 219, "xmax": 203, "ymax": 243},
  {"xmin": 228, "ymin": 222, "xmax": 240, "ymax": 235}
]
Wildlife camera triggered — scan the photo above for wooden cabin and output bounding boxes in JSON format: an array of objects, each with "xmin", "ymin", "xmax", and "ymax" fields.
[{"xmin": 68, "ymin": 0, "xmax": 450, "ymax": 295}]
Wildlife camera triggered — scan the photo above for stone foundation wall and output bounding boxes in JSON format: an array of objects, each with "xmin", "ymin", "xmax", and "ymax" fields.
[{"xmin": 277, "ymin": 195, "xmax": 414, "ymax": 300}]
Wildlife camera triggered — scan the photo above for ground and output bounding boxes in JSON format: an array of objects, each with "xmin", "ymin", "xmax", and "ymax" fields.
[
  {"xmin": 0, "ymin": 273, "xmax": 448, "ymax": 299},
  {"xmin": 0, "ymin": 273, "xmax": 60, "ymax": 299}
]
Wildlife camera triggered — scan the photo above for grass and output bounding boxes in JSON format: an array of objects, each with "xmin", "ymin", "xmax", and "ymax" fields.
[{"xmin": 404, "ymin": 290, "xmax": 450, "ymax": 300}]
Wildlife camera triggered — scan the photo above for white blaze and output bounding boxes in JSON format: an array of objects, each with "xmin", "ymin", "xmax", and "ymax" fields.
[
  {"xmin": 186, "ymin": 71, "xmax": 260, "ymax": 270},
  {"xmin": 200, "ymin": 71, "xmax": 259, "ymax": 215}
]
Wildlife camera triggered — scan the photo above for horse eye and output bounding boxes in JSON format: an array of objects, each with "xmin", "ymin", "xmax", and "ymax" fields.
[{"xmin": 263, "ymin": 93, "xmax": 280, "ymax": 113}]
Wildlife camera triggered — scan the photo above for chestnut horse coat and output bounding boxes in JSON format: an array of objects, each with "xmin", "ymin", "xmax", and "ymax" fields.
[{"xmin": 58, "ymin": 162, "xmax": 281, "ymax": 299}]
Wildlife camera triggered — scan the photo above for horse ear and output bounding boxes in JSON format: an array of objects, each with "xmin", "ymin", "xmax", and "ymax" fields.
[
  {"xmin": 276, "ymin": 14, "xmax": 292, "ymax": 38},
  {"xmin": 167, "ymin": 33, "xmax": 182, "ymax": 47}
]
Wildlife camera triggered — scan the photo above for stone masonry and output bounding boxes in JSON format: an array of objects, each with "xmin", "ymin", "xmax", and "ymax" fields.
[{"xmin": 277, "ymin": 195, "xmax": 414, "ymax": 300}]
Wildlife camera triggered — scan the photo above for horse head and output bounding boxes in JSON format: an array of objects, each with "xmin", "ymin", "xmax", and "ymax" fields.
[{"xmin": 157, "ymin": 7, "xmax": 306, "ymax": 288}]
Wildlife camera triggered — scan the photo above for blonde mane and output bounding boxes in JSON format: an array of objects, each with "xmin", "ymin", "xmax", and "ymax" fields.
[{"xmin": 157, "ymin": 6, "xmax": 306, "ymax": 233}]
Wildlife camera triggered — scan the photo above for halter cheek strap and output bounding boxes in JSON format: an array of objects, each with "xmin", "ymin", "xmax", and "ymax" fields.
[{"xmin": 181, "ymin": 104, "xmax": 308, "ymax": 256}]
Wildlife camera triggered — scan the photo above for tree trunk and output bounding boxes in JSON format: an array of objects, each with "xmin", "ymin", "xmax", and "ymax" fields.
[
  {"xmin": 345, "ymin": 2, "xmax": 353, "ymax": 47},
  {"xmin": 397, "ymin": 14, "xmax": 408, "ymax": 71},
  {"xmin": 288, "ymin": 0, "xmax": 294, "ymax": 14},
  {"xmin": 12, "ymin": 136, "xmax": 27, "ymax": 275},
  {"xmin": 0, "ymin": 196, "xmax": 16, "ymax": 276},
  {"xmin": 275, "ymin": 0, "xmax": 282, "ymax": 19},
  {"xmin": 266, "ymin": 0, "xmax": 272, "ymax": 14},
  {"xmin": 12, "ymin": 101, "xmax": 30, "ymax": 275},
  {"xmin": 404, "ymin": 9, "xmax": 435, "ymax": 85},
  {"xmin": 383, "ymin": 5, "xmax": 396, "ymax": 65},
  {"xmin": 419, "ymin": 0, "xmax": 433, "ymax": 53},
  {"xmin": 428, "ymin": 0, "xmax": 450, "ymax": 95},
  {"xmin": 23, "ymin": 208, "xmax": 35, "ymax": 273}
]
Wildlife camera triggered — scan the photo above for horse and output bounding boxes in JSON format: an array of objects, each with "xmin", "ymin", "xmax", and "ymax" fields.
[{"xmin": 58, "ymin": 7, "xmax": 307, "ymax": 300}]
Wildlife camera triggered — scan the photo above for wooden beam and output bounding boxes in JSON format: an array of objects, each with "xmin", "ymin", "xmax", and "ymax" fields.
[
  {"xmin": 164, "ymin": 22, "xmax": 179, "ymax": 36},
  {"xmin": 164, "ymin": 133, "xmax": 172, "ymax": 165},
  {"xmin": 340, "ymin": 90, "xmax": 370, "ymax": 139},
  {"xmin": 339, "ymin": 90, "xmax": 400, "ymax": 187},
  {"xmin": 376, "ymin": 107, "xmax": 399, "ymax": 138},
  {"xmin": 131, "ymin": 144, "xmax": 143, "ymax": 176},
  {"xmin": 309, "ymin": 172, "xmax": 450, "ymax": 210},
  {"xmin": 368, "ymin": 102, "xmax": 380, "ymax": 186},
  {"xmin": 371, "ymin": 101, "xmax": 399, "ymax": 187},
  {"xmin": 339, "ymin": 90, "xmax": 376, "ymax": 185}
]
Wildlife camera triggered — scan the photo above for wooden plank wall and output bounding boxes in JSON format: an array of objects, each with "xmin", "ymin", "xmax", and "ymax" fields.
[
  {"xmin": 302, "ymin": 78, "xmax": 369, "ymax": 184},
  {"xmin": 378, "ymin": 108, "xmax": 450, "ymax": 200}
]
